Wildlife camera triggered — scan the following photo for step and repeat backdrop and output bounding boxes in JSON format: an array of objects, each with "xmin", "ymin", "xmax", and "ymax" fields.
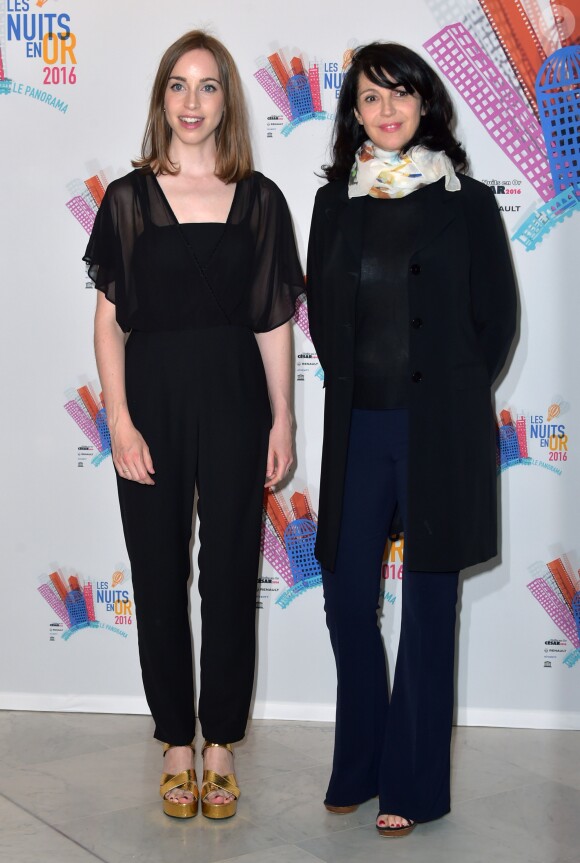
[{"xmin": 1, "ymin": 0, "xmax": 579, "ymax": 728}]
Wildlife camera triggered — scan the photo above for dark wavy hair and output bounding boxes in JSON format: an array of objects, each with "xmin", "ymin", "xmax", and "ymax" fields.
[{"xmin": 323, "ymin": 42, "xmax": 467, "ymax": 180}]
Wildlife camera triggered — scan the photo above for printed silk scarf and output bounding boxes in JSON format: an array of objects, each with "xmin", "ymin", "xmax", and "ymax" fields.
[{"xmin": 348, "ymin": 142, "xmax": 461, "ymax": 199}]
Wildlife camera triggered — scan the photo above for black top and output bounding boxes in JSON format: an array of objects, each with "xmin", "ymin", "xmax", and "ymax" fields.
[
  {"xmin": 84, "ymin": 170, "xmax": 304, "ymax": 333},
  {"xmin": 353, "ymin": 192, "xmax": 422, "ymax": 409}
]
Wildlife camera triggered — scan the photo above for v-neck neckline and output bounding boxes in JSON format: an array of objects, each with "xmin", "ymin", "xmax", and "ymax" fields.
[{"xmin": 152, "ymin": 172, "xmax": 239, "ymax": 226}]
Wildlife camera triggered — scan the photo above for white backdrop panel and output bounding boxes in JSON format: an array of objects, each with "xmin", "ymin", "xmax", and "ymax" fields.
[{"xmin": 0, "ymin": 0, "xmax": 578, "ymax": 728}]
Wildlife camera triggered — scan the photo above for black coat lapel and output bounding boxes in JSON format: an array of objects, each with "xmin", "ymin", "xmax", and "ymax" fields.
[{"xmin": 412, "ymin": 182, "xmax": 460, "ymax": 253}]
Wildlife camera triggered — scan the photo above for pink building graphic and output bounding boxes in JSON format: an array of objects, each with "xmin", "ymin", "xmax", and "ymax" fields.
[
  {"xmin": 528, "ymin": 555, "xmax": 580, "ymax": 667},
  {"xmin": 66, "ymin": 172, "xmax": 109, "ymax": 235},
  {"xmin": 308, "ymin": 64, "xmax": 323, "ymax": 112},
  {"xmin": 293, "ymin": 296, "xmax": 311, "ymax": 343},
  {"xmin": 424, "ymin": 0, "xmax": 522, "ymax": 95},
  {"xmin": 424, "ymin": 22, "xmax": 554, "ymax": 201},
  {"xmin": 254, "ymin": 64, "xmax": 292, "ymax": 121},
  {"xmin": 515, "ymin": 415, "xmax": 529, "ymax": 458}
]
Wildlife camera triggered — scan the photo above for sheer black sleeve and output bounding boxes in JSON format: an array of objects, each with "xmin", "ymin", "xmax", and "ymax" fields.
[
  {"xmin": 83, "ymin": 186, "xmax": 118, "ymax": 306},
  {"xmin": 82, "ymin": 173, "xmax": 144, "ymax": 333},
  {"xmin": 244, "ymin": 173, "xmax": 304, "ymax": 332}
]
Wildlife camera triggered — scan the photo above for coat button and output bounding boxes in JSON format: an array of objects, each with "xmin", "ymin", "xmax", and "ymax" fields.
[
  {"xmin": 410, "ymin": 264, "xmax": 421, "ymax": 275},
  {"xmin": 411, "ymin": 371, "xmax": 422, "ymax": 383},
  {"xmin": 411, "ymin": 317, "xmax": 423, "ymax": 328}
]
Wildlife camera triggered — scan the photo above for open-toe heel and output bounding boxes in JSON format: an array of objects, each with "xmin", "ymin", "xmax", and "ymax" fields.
[
  {"xmin": 376, "ymin": 815, "xmax": 416, "ymax": 837},
  {"xmin": 201, "ymin": 742, "xmax": 240, "ymax": 820},
  {"xmin": 160, "ymin": 742, "xmax": 198, "ymax": 819}
]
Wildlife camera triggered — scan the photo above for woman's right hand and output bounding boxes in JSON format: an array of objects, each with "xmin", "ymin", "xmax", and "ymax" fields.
[
  {"xmin": 93, "ymin": 294, "xmax": 154, "ymax": 484},
  {"xmin": 110, "ymin": 415, "xmax": 155, "ymax": 485}
]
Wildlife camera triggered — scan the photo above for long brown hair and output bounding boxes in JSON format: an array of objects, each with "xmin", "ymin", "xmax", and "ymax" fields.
[{"xmin": 132, "ymin": 30, "xmax": 253, "ymax": 182}]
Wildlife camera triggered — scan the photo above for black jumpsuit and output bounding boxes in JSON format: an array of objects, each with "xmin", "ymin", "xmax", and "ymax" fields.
[{"xmin": 84, "ymin": 169, "xmax": 303, "ymax": 745}]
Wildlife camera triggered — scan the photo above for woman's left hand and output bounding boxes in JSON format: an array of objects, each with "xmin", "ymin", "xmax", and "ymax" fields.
[{"xmin": 264, "ymin": 416, "xmax": 294, "ymax": 489}]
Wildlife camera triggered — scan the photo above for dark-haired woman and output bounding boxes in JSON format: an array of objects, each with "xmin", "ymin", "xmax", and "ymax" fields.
[
  {"xmin": 307, "ymin": 42, "xmax": 516, "ymax": 836},
  {"xmin": 86, "ymin": 31, "xmax": 303, "ymax": 820}
]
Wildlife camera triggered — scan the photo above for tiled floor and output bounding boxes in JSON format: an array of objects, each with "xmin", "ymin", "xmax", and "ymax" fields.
[{"xmin": 0, "ymin": 711, "xmax": 579, "ymax": 863}]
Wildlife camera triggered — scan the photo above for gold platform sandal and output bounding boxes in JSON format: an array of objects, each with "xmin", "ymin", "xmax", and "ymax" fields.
[
  {"xmin": 160, "ymin": 743, "xmax": 199, "ymax": 819},
  {"xmin": 201, "ymin": 742, "xmax": 240, "ymax": 820}
]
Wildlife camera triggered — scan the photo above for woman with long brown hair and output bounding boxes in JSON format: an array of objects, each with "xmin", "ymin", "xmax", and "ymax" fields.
[{"xmin": 86, "ymin": 30, "xmax": 303, "ymax": 820}]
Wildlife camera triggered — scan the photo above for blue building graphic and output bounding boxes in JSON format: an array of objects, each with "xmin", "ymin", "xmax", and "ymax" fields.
[
  {"xmin": 65, "ymin": 586, "xmax": 89, "ymax": 627},
  {"xmin": 536, "ymin": 47, "xmax": 580, "ymax": 198},
  {"xmin": 96, "ymin": 406, "xmax": 111, "ymax": 452},
  {"xmin": 287, "ymin": 73, "xmax": 314, "ymax": 119},
  {"xmin": 276, "ymin": 518, "xmax": 322, "ymax": 608},
  {"xmin": 498, "ymin": 423, "xmax": 521, "ymax": 465}
]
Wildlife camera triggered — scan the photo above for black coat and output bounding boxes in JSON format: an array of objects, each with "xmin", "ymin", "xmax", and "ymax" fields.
[{"xmin": 306, "ymin": 175, "xmax": 517, "ymax": 573}]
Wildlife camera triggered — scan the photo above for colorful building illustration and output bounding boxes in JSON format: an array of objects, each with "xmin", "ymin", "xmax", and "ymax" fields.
[
  {"xmin": 497, "ymin": 409, "xmax": 531, "ymax": 469},
  {"xmin": 65, "ymin": 574, "xmax": 90, "ymax": 627},
  {"xmin": 293, "ymin": 297, "xmax": 324, "ymax": 381},
  {"xmin": 423, "ymin": 4, "xmax": 580, "ymax": 250},
  {"xmin": 424, "ymin": 22, "xmax": 554, "ymax": 202},
  {"xmin": 254, "ymin": 64, "xmax": 292, "ymax": 121},
  {"xmin": 515, "ymin": 415, "xmax": 529, "ymax": 458},
  {"xmin": 254, "ymin": 50, "xmax": 330, "ymax": 135},
  {"xmin": 528, "ymin": 554, "xmax": 580, "ymax": 667},
  {"xmin": 477, "ymin": 0, "xmax": 548, "ymax": 116},
  {"xmin": 64, "ymin": 382, "xmax": 111, "ymax": 466},
  {"xmin": 66, "ymin": 172, "xmax": 109, "ymax": 234},
  {"xmin": 536, "ymin": 46, "xmax": 580, "ymax": 198},
  {"xmin": 39, "ymin": 569, "xmax": 95, "ymax": 633},
  {"xmin": 38, "ymin": 567, "xmax": 132, "ymax": 639},
  {"xmin": 293, "ymin": 296, "xmax": 312, "ymax": 343},
  {"xmin": 424, "ymin": 0, "xmax": 522, "ymax": 94},
  {"xmin": 261, "ymin": 489, "xmax": 322, "ymax": 607},
  {"xmin": 512, "ymin": 185, "xmax": 579, "ymax": 250},
  {"xmin": 308, "ymin": 63, "xmax": 323, "ymax": 112}
]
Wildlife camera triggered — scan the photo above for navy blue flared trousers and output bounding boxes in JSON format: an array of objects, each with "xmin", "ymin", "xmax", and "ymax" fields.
[{"xmin": 322, "ymin": 408, "xmax": 459, "ymax": 822}]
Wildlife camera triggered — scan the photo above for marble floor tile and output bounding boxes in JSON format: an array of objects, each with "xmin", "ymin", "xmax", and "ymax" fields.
[
  {"xmin": 450, "ymin": 731, "xmax": 545, "ymax": 803},
  {"xmin": 448, "ymin": 778, "xmax": 580, "ymax": 863},
  {"xmin": 298, "ymin": 816, "xmax": 535, "ymax": 863},
  {"xmin": 230, "ymin": 730, "xmax": 322, "ymax": 783},
  {"xmin": 0, "ymin": 710, "xmax": 107, "ymax": 768},
  {"xmin": 240, "ymin": 765, "xmax": 377, "ymax": 844},
  {"xmin": 57, "ymin": 802, "xmax": 286, "ymax": 863},
  {"xmin": 1, "ymin": 713, "xmax": 578, "ymax": 863},
  {"xmin": 452, "ymin": 726, "xmax": 580, "ymax": 791},
  {"xmin": 0, "ymin": 740, "xmax": 159, "ymax": 824},
  {"xmin": 243, "ymin": 720, "xmax": 335, "ymax": 767},
  {"xmin": 214, "ymin": 845, "xmax": 327, "ymax": 863},
  {"xmin": 0, "ymin": 709, "xmax": 155, "ymax": 769},
  {"xmin": 0, "ymin": 795, "xmax": 43, "ymax": 835},
  {"xmin": 0, "ymin": 819, "xmax": 100, "ymax": 863}
]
